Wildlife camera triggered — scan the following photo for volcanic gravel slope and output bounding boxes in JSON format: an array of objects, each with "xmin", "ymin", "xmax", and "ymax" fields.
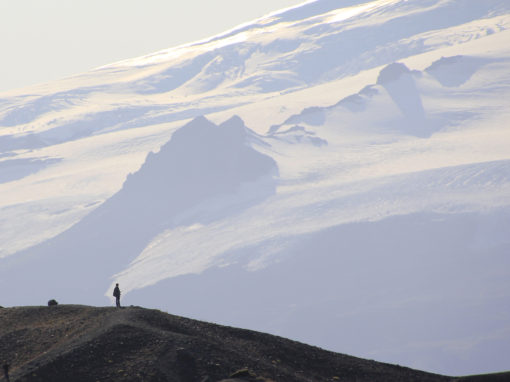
[{"xmin": 0, "ymin": 305, "xmax": 508, "ymax": 382}]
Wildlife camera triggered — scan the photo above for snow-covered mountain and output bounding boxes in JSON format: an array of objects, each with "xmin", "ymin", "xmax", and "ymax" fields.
[{"xmin": 1, "ymin": 0, "xmax": 510, "ymax": 376}]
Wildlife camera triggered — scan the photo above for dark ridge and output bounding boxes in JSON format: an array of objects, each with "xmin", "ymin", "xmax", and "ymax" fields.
[{"xmin": 0, "ymin": 305, "xmax": 507, "ymax": 382}]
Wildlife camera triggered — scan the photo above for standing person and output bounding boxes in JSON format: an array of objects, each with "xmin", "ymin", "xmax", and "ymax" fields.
[
  {"xmin": 3, "ymin": 364, "xmax": 10, "ymax": 382},
  {"xmin": 113, "ymin": 283, "xmax": 121, "ymax": 308}
]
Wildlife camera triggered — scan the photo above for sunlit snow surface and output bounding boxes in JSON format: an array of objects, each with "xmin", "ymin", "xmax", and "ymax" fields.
[{"xmin": 1, "ymin": 0, "xmax": 510, "ymax": 376}]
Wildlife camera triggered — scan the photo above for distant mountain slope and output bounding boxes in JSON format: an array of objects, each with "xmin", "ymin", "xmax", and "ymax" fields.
[
  {"xmin": 1, "ymin": 0, "xmax": 508, "ymax": 148},
  {"xmin": 0, "ymin": 116, "xmax": 277, "ymax": 305},
  {"xmin": 1, "ymin": 0, "xmax": 510, "ymax": 377},
  {"xmin": 1, "ymin": 305, "xmax": 507, "ymax": 382}
]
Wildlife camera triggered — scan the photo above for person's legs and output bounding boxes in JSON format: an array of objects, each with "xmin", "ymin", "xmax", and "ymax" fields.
[{"xmin": 116, "ymin": 297, "xmax": 121, "ymax": 308}]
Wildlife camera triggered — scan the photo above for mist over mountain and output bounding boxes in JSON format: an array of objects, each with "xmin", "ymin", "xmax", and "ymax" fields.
[{"xmin": 1, "ymin": 0, "xmax": 510, "ymax": 376}]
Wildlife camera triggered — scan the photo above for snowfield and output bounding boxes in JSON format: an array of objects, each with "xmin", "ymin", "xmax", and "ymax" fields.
[{"xmin": 1, "ymin": 0, "xmax": 510, "ymax": 376}]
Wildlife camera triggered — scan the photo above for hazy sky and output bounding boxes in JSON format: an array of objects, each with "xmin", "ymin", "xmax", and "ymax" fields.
[{"xmin": 0, "ymin": 0, "xmax": 304, "ymax": 94}]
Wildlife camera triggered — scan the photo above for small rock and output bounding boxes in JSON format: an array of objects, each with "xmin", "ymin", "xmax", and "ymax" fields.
[
  {"xmin": 47, "ymin": 299, "xmax": 58, "ymax": 306},
  {"xmin": 229, "ymin": 368, "xmax": 254, "ymax": 378}
]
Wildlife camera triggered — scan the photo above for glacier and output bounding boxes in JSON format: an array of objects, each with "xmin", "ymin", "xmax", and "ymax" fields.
[{"xmin": 1, "ymin": 0, "xmax": 510, "ymax": 376}]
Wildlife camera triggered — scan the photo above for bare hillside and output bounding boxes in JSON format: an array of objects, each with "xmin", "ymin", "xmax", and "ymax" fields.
[{"xmin": 0, "ymin": 305, "xmax": 508, "ymax": 382}]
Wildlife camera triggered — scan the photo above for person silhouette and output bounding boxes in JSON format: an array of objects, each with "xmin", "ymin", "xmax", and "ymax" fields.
[
  {"xmin": 113, "ymin": 283, "xmax": 121, "ymax": 308},
  {"xmin": 3, "ymin": 364, "xmax": 10, "ymax": 382}
]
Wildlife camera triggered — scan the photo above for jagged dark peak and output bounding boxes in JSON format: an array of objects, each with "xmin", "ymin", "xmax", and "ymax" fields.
[
  {"xmin": 187, "ymin": 114, "xmax": 213, "ymax": 126},
  {"xmin": 217, "ymin": 114, "xmax": 249, "ymax": 143},
  {"xmin": 377, "ymin": 62, "xmax": 412, "ymax": 85},
  {"xmin": 172, "ymin": 115, "xmax": 217, "ymax": 137},
  {"xmin": 219, "ymin": 114, "xmax": 245, "ymax": 129}
]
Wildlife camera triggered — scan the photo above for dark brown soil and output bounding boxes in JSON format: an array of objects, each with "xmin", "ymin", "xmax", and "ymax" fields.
[{"xmin": 0, "ymin": 305, "xmax": 507, "ymax": 382}]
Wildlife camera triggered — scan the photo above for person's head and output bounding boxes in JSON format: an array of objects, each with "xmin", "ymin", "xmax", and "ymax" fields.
[{"xmin": 116, "ymin": 283, "xmax": 119, "ymax": 287}]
